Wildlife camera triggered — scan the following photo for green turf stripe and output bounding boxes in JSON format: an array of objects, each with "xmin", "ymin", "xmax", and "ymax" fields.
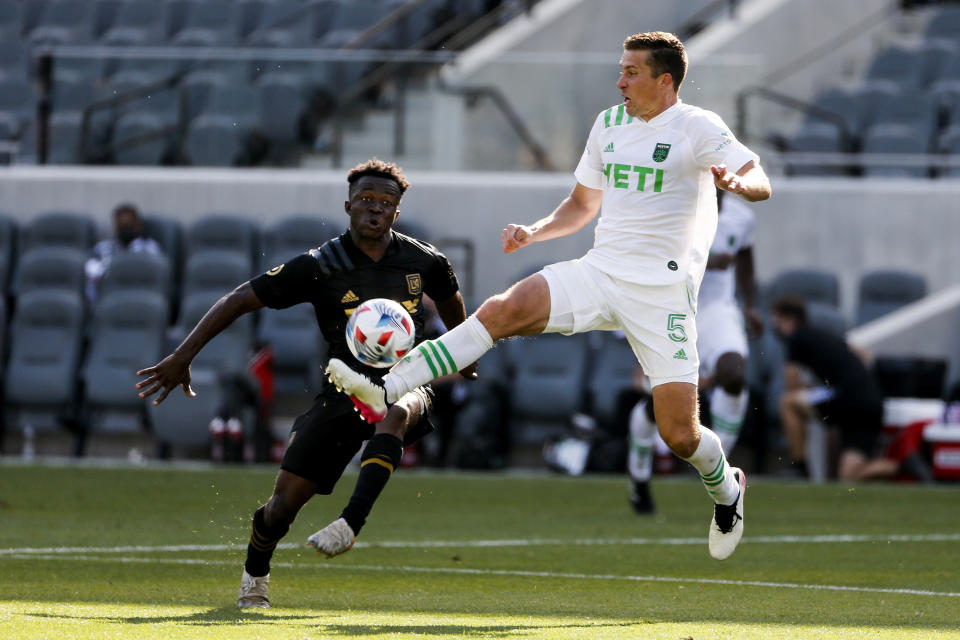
[
  {"xmin": 418, "ymin": 345, "xmax": 439, "ymax": 378},
  {"xmin": 435, "ymin": 340, "xmax": 458, "ymax": 373},
  {"xmin": 427, "ymin": 341, "xmax": 448, "ymax": 376}
]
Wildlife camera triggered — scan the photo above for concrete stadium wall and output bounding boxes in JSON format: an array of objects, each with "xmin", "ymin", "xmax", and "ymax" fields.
[{"xmin": 2, "ymin": 168, "xmax": 959, "ymax": 319}]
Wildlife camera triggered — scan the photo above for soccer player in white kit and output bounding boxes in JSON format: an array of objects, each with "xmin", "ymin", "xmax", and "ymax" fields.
[
  {"xmin": 326, "ymin": 31, "xmax": 771, "ymax": 560},
  {"xmin": 628, "ymin": 189, "xmax": 763, "ymax": 514}
]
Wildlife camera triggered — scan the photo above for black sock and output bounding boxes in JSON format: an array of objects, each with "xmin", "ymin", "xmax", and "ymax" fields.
[
  {"xmin": 340, "ymin": 433, "xmax": 403, "ymax": 534},
  {"xmin": 244, "ymin": 505, "xmax": 290, "ymax": 577}
]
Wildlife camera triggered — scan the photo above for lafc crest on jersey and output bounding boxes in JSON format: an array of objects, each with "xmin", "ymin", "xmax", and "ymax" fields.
[{"xmin": 406, "ymin": 273, "xmax": 422, "ymax": 295}]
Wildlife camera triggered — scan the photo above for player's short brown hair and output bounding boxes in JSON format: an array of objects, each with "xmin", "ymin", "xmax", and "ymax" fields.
[
  {"xmin": 347, "ymin": 158, "xmax": 410, "ymax": 196},
  {"xmin": 771, "ymin": 295, "xmax": 808, "ymax": 324},
  {"xmin": 623, "ymin": 31, "xmax": 687, "ymax": 91}
]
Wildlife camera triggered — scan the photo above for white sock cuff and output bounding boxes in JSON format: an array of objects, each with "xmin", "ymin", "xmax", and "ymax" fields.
[{"xmin": 464, "ymin": 315, "xmax": 494, "ymax": 350}]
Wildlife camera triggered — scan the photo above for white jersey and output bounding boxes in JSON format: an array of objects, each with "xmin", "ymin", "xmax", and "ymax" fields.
[
  {"xmin": 574, "ymin": 100, "xmax": 758, "ymax": 288},
  {"xmin": 697, "ymin": 197, "xmax": 755, "ymax": 309}
]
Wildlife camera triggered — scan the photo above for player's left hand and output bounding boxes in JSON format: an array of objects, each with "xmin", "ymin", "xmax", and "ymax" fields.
[
  {"xmin": 711, "ymin": 164, "xmax": 745, "ymax": 195},
  {"xmin": 459, "ymin": 361, "xmax": 479, "ymax": 381}
]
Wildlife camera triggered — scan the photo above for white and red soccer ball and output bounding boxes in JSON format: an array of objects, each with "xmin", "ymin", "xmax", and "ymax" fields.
[{"xmin": 345, "ymin": 298, "xmax": 416, "ymax": 368}]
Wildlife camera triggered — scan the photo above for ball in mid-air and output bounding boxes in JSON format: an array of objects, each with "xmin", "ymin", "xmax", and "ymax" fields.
[{"xmin": 345, "ymin": 298, "xmax": 415, "ymax": 368}]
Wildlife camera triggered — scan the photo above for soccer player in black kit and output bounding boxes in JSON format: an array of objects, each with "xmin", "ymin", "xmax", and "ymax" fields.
[{"xmin": 136, "ymin": 159, "xmax": 474, "ymax": 609}]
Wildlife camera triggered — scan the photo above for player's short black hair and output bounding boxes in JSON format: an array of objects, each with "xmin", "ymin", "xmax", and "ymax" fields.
[
  {"xmin": 347, "ymin": 158, "xmax": 410, "ymax": 197},
  {"xmin": 771, "ymin": 295, "xmax": 808, "ymax": 324},
  {"xmin": 623, "ymin": 31, "xmax": 687, "ymax": 91}
]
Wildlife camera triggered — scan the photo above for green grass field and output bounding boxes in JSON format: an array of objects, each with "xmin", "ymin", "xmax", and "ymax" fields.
[{"xmin": 1, "ymin": 462, "xmax": 959, "ymax": 639}]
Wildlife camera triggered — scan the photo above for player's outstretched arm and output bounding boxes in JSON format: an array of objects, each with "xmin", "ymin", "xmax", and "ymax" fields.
[
  {"xmin": 502, "ymin": 183, "xmax": 602, "ymax": 254},
  {"xmin": 136, "ymin": 282, "xmax": 264, "ymax": 405},
  {"xmin": 711, "ymin": 160, "xmax": 771, "ymax": 202}
]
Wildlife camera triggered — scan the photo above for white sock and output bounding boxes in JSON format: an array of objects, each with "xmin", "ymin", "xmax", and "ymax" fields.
[
  {"xmin": 710, "ymin": 387, "xmax": 748, "ymax": 456},
  {"xmin": 383, "ymin": 315, "xmax": 494, "ymax": 402},
  {"xmin": 627, "ymin": 400, "xmax": 656, "ymax": 482},
  {"xmin": 682, "ymin": 427, "xmax": 739, "ymax": 505}
]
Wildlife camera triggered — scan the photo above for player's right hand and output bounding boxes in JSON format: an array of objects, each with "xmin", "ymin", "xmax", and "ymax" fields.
[
  {"xmin": 502, "ymin": 224, "xmax": 533, "ymax": 253},
  {"xmin": 136, "ymin": 352, "xmax": 196, "ymax": 405}
]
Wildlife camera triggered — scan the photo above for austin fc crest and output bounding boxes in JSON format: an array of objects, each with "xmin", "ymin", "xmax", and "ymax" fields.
[{"xmin": 653, "ymin": 142, "xmax": 671, "ymax": 162}]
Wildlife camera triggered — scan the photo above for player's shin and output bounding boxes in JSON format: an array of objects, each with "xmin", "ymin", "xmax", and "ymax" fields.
[
  {"xmin": 244, "ymin": 505, "xmax": 290, "ymax": 577},
  {"xmin": 339, "ymin": 433, "xmax": 403, "ymax": 533},
  {"xmin": 683, "ymin": 427, "xmax": 740, "ymax": 505},
  {"xmin": 383, "ymin": 315, "xmax": 494, "ymax": 402},
  {"xmin": 710, "ymin": 387, "xmax": 748, "ymax": 455}
]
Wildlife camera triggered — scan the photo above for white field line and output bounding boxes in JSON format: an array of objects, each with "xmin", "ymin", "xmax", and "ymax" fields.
[
  {"xmin": 5, "ymin": 553, "xmax": 960, "ymax": 599},
  {"xmin": 1, "ymin": 532, "xmax": 959, "ymax": 556}
]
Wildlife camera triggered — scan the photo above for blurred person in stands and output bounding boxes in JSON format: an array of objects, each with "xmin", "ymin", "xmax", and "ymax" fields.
[
  {"xmin": 136, "ymin": 159, "xmax": 472, "ymax": 609},
  {"xmin": 326, "ymin": 31, "xmax": 771, "ymax": 561},
  {"xmin": 627, "ymin": 188, "xmax": 763, "ymax": 513},
  {"xmin": 771, "ymin": 295, "xmax": 931, "ymax": 481},
  {"xmin": 84, "ymin": 203, "xmax": 162, "ymax": 303}
]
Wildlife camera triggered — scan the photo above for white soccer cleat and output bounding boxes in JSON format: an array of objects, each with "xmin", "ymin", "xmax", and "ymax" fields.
[
  {"xmin": 325, "ymin": 358, "xmax": 388, "ymax": 423},
  {"xmin": 307, "ymin": 517, "xmax": 356, "ymax": 558},
  {"xmin": 237, "ymin": 568, "xmax": 270, "ymax": 609},
  {"xmin": 708, "ymin": 468, "xmax": 746, "ymax": 560}
]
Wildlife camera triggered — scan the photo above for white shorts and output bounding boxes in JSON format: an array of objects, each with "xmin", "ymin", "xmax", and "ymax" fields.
[
  {"xmin": 696, "ymin": 299, "xmax": 748, "ymax": 378},
  {"xmin": 540, "ymin": 259, "xmax": 699, "ymax": 387}
]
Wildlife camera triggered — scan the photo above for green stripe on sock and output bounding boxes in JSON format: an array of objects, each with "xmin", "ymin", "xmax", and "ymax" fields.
[
  {"xmin": 435, "ymin": 340, "xmax": 457, "ymax": 373},
  {"xmin": 427, "ymin": 341, "xmax": 448, "ymax": 376},
  {"xmin": 418, "ymin": 345, "xmax": 439, "ymax": 378}
]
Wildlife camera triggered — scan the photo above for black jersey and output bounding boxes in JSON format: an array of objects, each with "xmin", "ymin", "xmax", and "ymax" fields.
[{"xmin": 250, "ymin": 230, "xmax": 459, "ymax": 377}]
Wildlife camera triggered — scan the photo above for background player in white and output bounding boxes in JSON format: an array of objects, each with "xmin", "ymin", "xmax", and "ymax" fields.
[
  {"xmin": 628, "ymin": 188, "xmax": 763, "ymax": 514},
  {"xmin": 327, "ymin": 31, "xmax": 771, "ymax": 559}
]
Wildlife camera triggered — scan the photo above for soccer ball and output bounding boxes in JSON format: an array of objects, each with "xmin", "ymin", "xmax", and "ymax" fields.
[{"xmin": 345, "ymin": 298, "xmax": 416, "ymax": 368}]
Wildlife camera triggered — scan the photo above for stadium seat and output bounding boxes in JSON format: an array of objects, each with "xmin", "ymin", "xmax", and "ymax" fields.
[
  {"xmin": 142, "ymin": 213, "xmax": 184, "ymax": 289},
  {"xmin": 255, "ymin": 72, "xmax": 306, "ymax": 146},
  {"xmin": 0, "ymin": 212, "xmax": 17, "ymax": 296},
  {"xmin": 245, "ymin": 0, "xmax": 335, "ymax": 47},
  {"xmin": 4, "ymin": 289, "xmax": 85, "ymax": 433},
  {"xmin": 200, "ymin": 84, "xmax": 260, "ymax": 131},
  {"xmin": 931, "ymin": 51, "xmax": 960, "ymax": 112},
  {"xmin": 0, "ymin": 1, "xmax": 22, "ymax": 41},
  {"xmin": 0, "ymin": 78, "xmax": 34, "ymax": 130},
  {"xmin": 0, "ymin": 40, "xmax": 28, "ymax": 82},
  {"xmin": 938, "ymin": 124, "xmax": 960, "ymax": 177},
  {"xmin": 806, "ymin": 88, "xmax": 859, "ymax": 141},
  {"xmin": 81, "ymin": 290, "xmax": 168, "ymax": 433},
  {"xmin": 185, "ymin": 214, "xmax": 259, "ymax": 268},
  {"xmin": 111, "ymin": 111, "xmax": 174, "ymax": 166},
  {"xmin": 180, "ymin": 70, "xmax": 233, "ymax": 121},
  {"xmin": 97, "ymin": 250, "xmax": 172, "ymax": 300},
  {"xmin": 864, "ymin": 44, "xmax": 924, "ymax": 90},
  {"xmin": 19, "ymin": 211, "xmax": 97, "ymax": 253},
  {"xmin": 181, "ymin": 250, "xmax": 256, "ymax": 299},
  {"xmin": 505, "ymin": 333, "xmax": 591, "ymax": 445},
  {"xmin": 806, "ymin": 301, "xmax": 847, "ymax": 337},
  {"xmin": 855, "ymin": 270, "xmax": 927, "ymax": 326},
  {"xmin": 170, "ymin": 0, "xmax": 241, "ymax": 47},
  {"xmin": 184, "ymin": 114, "xmax": 246, "ymax": 167},
  {"xmin": 11, "ymin": 246, "xmax": 87, "ymax": 298},
  {"xmin": 585, "ymin": 332, "xmax": 639, "ymax": 432},
  {"xmin": 99, "ymin": 0, "xmax": 168, "ymax": 46},
  {"xmin": 766, "ymin": 268, "xmax": 840, "ymax": 308},
  {"xmin": 317, "ymin": 0, "xmax": 392, "ymax": 49},
  {"xmin": 926, "ymin": 5, "xmax": 960, "ymax": 41},
  {"xmin": 178, "ymin": 290, "xmax": 255, "ymax": 374},
  {"xmin": 861, "ymin": 123, "xmax": 933, "ymax": 178},
  {"xmin": 45, "ymin": 111, "xmax": 84, "ymax": 164},
  {"xmin": 26, "ymin": 0, "xmax": 95, "ymax": 46},
  {"xmin": 260, "ymin": 214, "xmax": 339, "ymax": 270},
  {"xmin": 257, "ymin": 303, "xmax": 325, "ymax": 394},
  {"xmin": 784, "ymin": 122, "xmax": 848, "ymax": 176}
]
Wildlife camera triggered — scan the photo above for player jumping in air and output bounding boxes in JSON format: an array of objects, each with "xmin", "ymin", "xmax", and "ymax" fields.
[
  {"xmin": 136, "ymin": 159, "xmax": 473, "ymax": 608},
  {"xmin": 326, "ymin": 32, "xmax": 771, "ymax": 560}
]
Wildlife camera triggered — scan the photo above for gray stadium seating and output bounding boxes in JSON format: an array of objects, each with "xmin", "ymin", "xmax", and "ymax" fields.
[
  {"xmin": 0, "ymin": 1, "xmax": 21, "ymax": 41},
  {"xmin": 19, "ymin": 211, "xmax": 97, "ymax": 253},
  {"xmin": 0, "ymin": 212, "xmax": 17, "ymax": 294},
  {"xmin": 142, "ymin": 214, "xmax": 184, "ymax": 286},
  {"xmin": 255, "ymin": 72, "xmax": 306, "ymax": 146},
  {"xmin": 766, "ymin": 268, "xmax": 841, "ymax": 308},
  {"xmin": 100, "ymin": 0, "xmax": 168, "ymax": 46},
  {"xmin": 147, "ymin": 367, "xmax": 222, "ymax": 450},
  {"xmin": 180, "ymin": 70, "xmax": 233, "ymax": 121},
  {"xmin": 97, "ymin": 250, "xmax": 172, "ymax": 299},
  {"xmin": 245, "ymin": 0, "xmax": 336, "ymax": 47},
  {"xmin": 505, "ymin": 333, "xmax": 591, "ymax": 445},
  {"xmin": 938, "ymin": 124, "xmax": 960, "ymax": 177},
  {"xmin": 26, "ymin": 0, "xmax": 95, "ymax": 46},
  {"xmin": 257, "ymin": 302, "xmax": 325, "ymax": 394},
  {"xmin": 260, "ymin": 214, "xmax": 339, "ymax": 270},
  {"xmin": 186, "ymin": 214, "xmax": 259, "ymax": 268},
  {"xmin": 855, "ymin": 270, "xmax": 927, "ymax": 326},
  {"xmin": 806, "ymin": 301, "xmax": 847, "ymax": 337},
  {"xmin": 0, "ymin": 41, "xmax": 28, "ymax": 82},
  {"xmin": 180, "ymin": 250, "xmax": 254, "ymax": 299},
  {"xmin": 585, "ymin": 333, "xmax": 639, "ymax": 432},
  {"xmin": 926, "ymin": 5, "xmax": 960, "ymax": 41},
  {"xmin": 317, "ymin": 0, "xmax": 392, "ymax": 48},
  {"xmin": 11, "ymin": 246, "xmax": 87, "ymax": 298},
  {"xmin": 4, "ymin": 289, "xmax": 85, "ymax": 433},
  {"xmin": 785, "ymin": 122, "xmax": 848, "ymax": 176},
  {"xmin": 81, "ymin": 290, "xmax": 168, "ymax": 433},
  {"xmin": 45, "ymin": 111, "xmax": 84, "ymax": 164},
  {"xmin": 861, "ymin": 123, "xmax": 932, "ymax": 178},
  {"xmin": 178, "ymin": 290, "xmax": 255, "ymax": 374},
  {"xmin": 183, "ymin": 114, "xmax": 245, "ymax": 166},
  {"xmin": 170, "ymin": 0, "xmax": 241, "ymax": 47},
  {"xmin": 111, "ymin": 111, "xmax": 173, "ymax": 166}
]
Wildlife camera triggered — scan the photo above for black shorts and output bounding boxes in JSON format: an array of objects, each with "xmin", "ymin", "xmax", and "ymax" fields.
[
  {"xmin": 280, "ymin": 384, "xmax": 435, "ymax": 494},
  {"xmin": 816, "ymin": 396, "xmax": 883, "ymax": 456}
]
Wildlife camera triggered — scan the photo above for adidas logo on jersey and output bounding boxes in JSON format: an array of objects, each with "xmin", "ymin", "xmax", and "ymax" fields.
[
  {"xmin": 603, "ymin": 142, "xmax": 614, "ymax": 152},
  {"xmin": 673, "ymin": 348, "xmax": 688, "ymax": 361},
  {"xmin": 340, "ymin": 290, "xmax": 359, "ymax": 303}
]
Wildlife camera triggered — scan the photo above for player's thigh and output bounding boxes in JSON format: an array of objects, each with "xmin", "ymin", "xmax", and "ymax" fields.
[
  {"xmin": 537, "ymin": 260, "xmax": 618, "ymax": 335},
  {"xmin": 612, "ymin": 279, "xmax": 699, "ymax": 388},
  {"xmin": 696, "ymin": 301, "xmax": 747, "ymax": 378},
  {"xmin": 475, "ymin": 274, "xmax": 552, "ymax": 338},
  {"xmin": 281, "ymin": 399, "xmax": 373, "ymax": 495}
]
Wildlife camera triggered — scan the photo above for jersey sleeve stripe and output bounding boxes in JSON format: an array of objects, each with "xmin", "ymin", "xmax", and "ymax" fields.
[
  {"xmin": 603, "ymin": 107, "xmax": 613, "ymax": 128},
  {"xmin": 329, "ymin": 237, "xmax": 354, "ymax": 270},
  {"xmin": 615, "ymin": 104, "xmax": 625, "ymax": 125},
  {"xmin": 320, "ymin": 243, "xmax": 345, "ymax": 272},
  {"xmin": 308, "ymin": 248, "xmax": 332, "ymax": 275}
]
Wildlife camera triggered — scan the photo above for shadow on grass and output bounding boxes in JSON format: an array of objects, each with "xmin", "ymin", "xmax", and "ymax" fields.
[{"xmin": 25, "ymin": 608, "xmax": 639, "ymax": 635}]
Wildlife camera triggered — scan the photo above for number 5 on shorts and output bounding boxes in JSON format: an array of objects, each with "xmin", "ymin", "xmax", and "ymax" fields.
[{"xmin": 667, "ymin": 313, "xmax": 688, "ymax": 343}]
